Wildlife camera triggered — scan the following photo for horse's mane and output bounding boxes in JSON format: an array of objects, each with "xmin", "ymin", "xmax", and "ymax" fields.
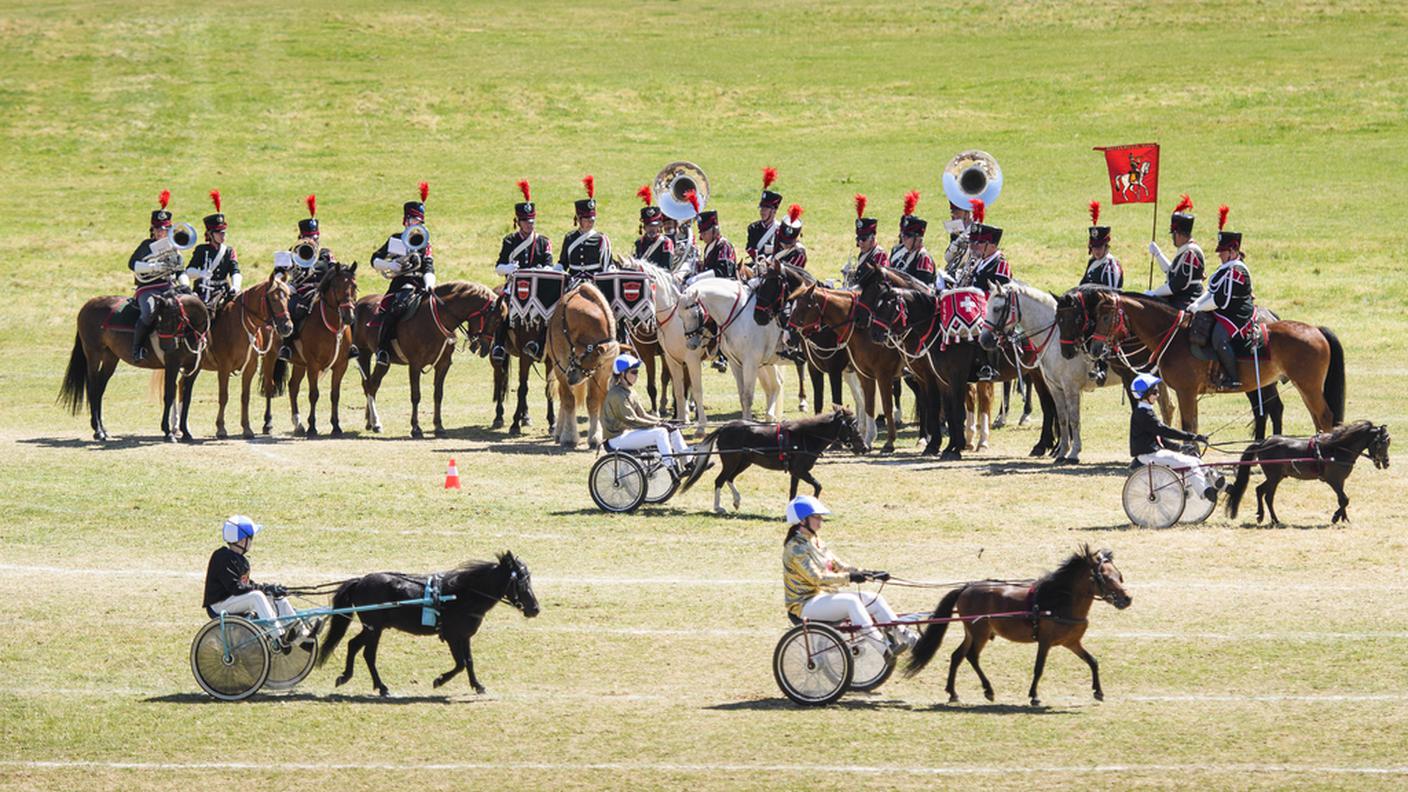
[
  {"xmin": 1032, "ymin": 546, "xmax": 1100, "ymax": 610},
  {"xmin": 783, "ymin": 407, "xmax": 850, "ymax": 430},
  {"xmin": 434, "ymin": 280, "xmax": 495, "ymax": 303},
  {"xmin": 441, "ymin": 553, "xmax": 514, "ymax": 589},
  {"xmin": 782, "ymin": 263, "xmax": 817, "ymax": 285},
  {"xmin": 1116, "ymin": 290, "xmax": 1179, "ymax": 317},
  {"xmin": 1004, "ymin": 282, "xmax": 1056, "ymax": 309},
  {"xmin": 1321, "ymin": 419, "xmax": 1375, "ymax": 444}
]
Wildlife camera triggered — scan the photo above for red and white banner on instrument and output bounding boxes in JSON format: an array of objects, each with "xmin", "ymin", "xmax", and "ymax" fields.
[
  {"xmin": 1094, "ymin": 143, "xmax": 1160, "ymax": 205},
  {"xmin": 937, "ymin": 287, "xmax": 987, "ymax": 345}
]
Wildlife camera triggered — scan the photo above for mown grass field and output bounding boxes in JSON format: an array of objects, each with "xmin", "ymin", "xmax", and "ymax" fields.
[{"xmin": 3, "ymin": 1, "xmax": 1408, "ymax": 789}]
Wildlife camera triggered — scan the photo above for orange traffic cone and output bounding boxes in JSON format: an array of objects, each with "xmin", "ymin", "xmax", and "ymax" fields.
[{"xmin": 444, "ymin": 458, "xmax": 461, "ymax": 490}]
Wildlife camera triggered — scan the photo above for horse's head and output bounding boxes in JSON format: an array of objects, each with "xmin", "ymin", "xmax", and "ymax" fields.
[
  {"xmin": 864, "ymin": 278, "xmax": 908, "ymax": 345},
  {"xmin": 321, "ymin": 262, "xmax": 359, "ymax": 325},
  {"xmin": 499, "ymin": 551, "xmax": 540, "ymax": 618},
  {"xmin": 832, "ymin": 406, "xmax": 869, "ymax": 455},
  {"xmin": 978, "ymin": 284, "xmax": 1012, "ymax": 352},
  {"xmin": 1369, "ymin": 424, "xmax": 1392, "ymax": 470},
  {"xmin": 1084, "ymin": 290, "xmax": 1124, "ymax": 360},
  {"xmin": 444, "ymin": 283, "xmax": 500, "ymax": 356},
  {"xmin": 1055, "ymin": 288, "xmax": 1092, "ymax": 360},
  {"xmin": 152, "ymin": 294, "xmax": 204, "ymax": 354},
  {"xmin": 264, "ymin": 271, "xmax": 295, "ymax": 338},
  {"xmin": 679, "ymin": 290, "xmax": 707, "ymax": 351},
  {"xmin": 1085, "ymin": 545, "xmax": 1131, "ymax": 610},
  {"xmin": 752, "ymin": 264, "xmax": 788, "ymax": 326}
]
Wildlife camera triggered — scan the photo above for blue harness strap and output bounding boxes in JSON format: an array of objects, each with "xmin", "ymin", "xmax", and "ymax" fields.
[{"xmin": 421, "ymin": 574, "xmax": 443, "ymax": 628}]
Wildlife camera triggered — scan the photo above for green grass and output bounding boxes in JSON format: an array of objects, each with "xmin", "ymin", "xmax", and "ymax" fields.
[{"xmin": 3, "ymin": 1, "xmax": 1408, "ymax": 789}]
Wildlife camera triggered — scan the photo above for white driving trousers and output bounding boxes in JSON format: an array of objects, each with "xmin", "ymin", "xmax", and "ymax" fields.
[
  {"xmin": 1137, "ymin": 449, "xmax": 1211, "ymax": 497},
  {"xmin": 611, "ymin": 427, "xmax": 690, "ymax": 466},
  {"xmin": 211, "ymin": 590, "xmax": 296, "ymax": 635},
  {"xmin": 801, "ymin": 592, "xmax": 900, "ymax": 652}
]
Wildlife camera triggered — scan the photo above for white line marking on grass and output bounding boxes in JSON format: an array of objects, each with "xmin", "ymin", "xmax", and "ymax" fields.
[{"xmin": 2, "ymin": 760, "xmax": 1407, "ymax": 776}]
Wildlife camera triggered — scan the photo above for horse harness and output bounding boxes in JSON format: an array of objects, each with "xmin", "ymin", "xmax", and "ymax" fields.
[{"xmin": 985, "ymin": 290, "xmax": 1058, "ymax": 370}]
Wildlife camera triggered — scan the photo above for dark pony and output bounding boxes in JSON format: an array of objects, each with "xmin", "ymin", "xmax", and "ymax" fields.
[
  {"xmin": 680, "ymin": 407, "xmax": 869, "ymax": 514},
  {"xmin": 1225, "ymin": 420, "xmax": 1390, "ymax": 525},
  {"xmin": 905, "ymin": 545, "xmax": 1131, "ymax": 706},
  {"xmin": 317, "ymin": 552, "xmax": 539, "ymax": 696}
]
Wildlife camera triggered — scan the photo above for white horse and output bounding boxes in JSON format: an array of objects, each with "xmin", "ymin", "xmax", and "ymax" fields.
[
  {"xmin": 682, "ymin": 277, "xmax": 786, "ymax": 422},
  {"xmin": 616, "ymin": 258, "xmax": 711, "ymax": 434}
]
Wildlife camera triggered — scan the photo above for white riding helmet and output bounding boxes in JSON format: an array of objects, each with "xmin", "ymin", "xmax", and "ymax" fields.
[
  {"xmin": 786, "ymin": 495, "xmax": 831, "ymax": 525},
  {"xmin": 613, "ymin": 354, "xmax": 642, "ymax": 375},
  {"xmin": 1130, "ymin": 373, "xmax": 1162, "ymax": 399},
  {"xmin": 222, "ymin": 515, "xmax": 262, "ymax": 543}
]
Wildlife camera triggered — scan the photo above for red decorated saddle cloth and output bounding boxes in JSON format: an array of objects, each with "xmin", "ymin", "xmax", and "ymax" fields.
[
  {"xmin": 1216, "ymin": 306, "xmax": 1274, "ymax": 357},
  {"xmin": 937, "ymin": 287, "xmax": 987, "ymax": 345},
  {"xmin": 507, "ymin": 268, "xmax": 565, "ymax": 326},
  {"xmin": 593, "ymin": 271, "xmax": 655, "ymax": 329}
]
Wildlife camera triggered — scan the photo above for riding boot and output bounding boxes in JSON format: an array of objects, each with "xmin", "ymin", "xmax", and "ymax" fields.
[
  {"xmin": 279, "ymin": 315, "xmax": 303, "ymax": 361},
  {"xmin": 1213, "ymin": 336, "xmax": 1242, "ymax": 389},
  {"xmin": 524, "ymin": 327, "xmax": 545, "ymax": 360},
  {"xmin": 131, "ymin": 319, "xmax": 153, "ymax": 363},
  {"xmin": 712, "ymin": 353, "xmax": 729, "ymax": 373},
  {"xmin": 375, "ymin": 314, "xmax": 396, "ymax": 367},
  {"xmin": 490, "ymin": 321, "xmax": 509, "ymax": 363},
  {"xmin": 976, "ymin": 349, "xmax": 1000, "ymax": 381}
]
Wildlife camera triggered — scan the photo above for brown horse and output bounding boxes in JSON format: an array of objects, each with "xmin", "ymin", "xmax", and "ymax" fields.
[
  {"xmin": 1085, "ymin": 291, "xmax": 1345, "ymax": 432},
  {"xmin": 905, "ymin": 546, "xmax": 1132, "ymax": 706},
  {"xmin": 200, "ymin": 274, "xmax": 294, "ymax": 439},
  {"xmin": 491, "ymin": 307, "xmax": 555, "ymax": 437},
  {"xmin": 546, "ymin": 282, "xmax": 619, "ymax": 449},
  {"xmin": 1225, "ymin": 420, "xmax": 1390, "ymax": 525},
  {"xmin": 353, "ymin": 281, "xmax": 500, "ymax": 438},
  {"xmin": 60, "ymin": 290, "xmax": 209, "ymax": 442},
  {"xmin": 262, "ymin": 262, "xmax": 358, "ymax": 437}
]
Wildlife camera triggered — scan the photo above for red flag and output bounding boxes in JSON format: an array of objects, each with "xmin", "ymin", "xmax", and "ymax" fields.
[{"xmin": 1094, "ymin": 143, "xmax": 1160, "ymax": 204}]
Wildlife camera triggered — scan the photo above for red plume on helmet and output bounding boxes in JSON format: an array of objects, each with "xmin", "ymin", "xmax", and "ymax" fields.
[
  {"xmin": 970, "ymin": 198, "xmax": 985, "ymax": 224},
  {"xmin": 903, "ymin": 191, "xmax": 920, "ymax": 216},
  {"xmin": 1089, "ymin": 200, "xmax": 1101, "ymax": 226},
  {"xmin": 637, "ymin": 184, "xmax": 653, "ymax": 206},
  {"xmin": 684, "ymin": 189, "xmax": 700, "ymax": 214},
  {"xmin": 762, "ymin": 166, "xmax": 778, "ymax": 189},
  {"xmin": 305, "ymin": 194, "xmax": 317, "ymax": 217},
  {"xmin": 854, "ymin": 193, "xmax": 868, "ymax": 219},
  {"xmin": 517, "ymin": 180, "xmax": 532, "ymax": 202},
  {"xmin": 1174, "ymin": 194, "xmax": 1193, "ymax": 214},
  {"xmin": 158, "ymin": 189, "xmax": 171, "ymax": 210},
  {"xmin": 418, "ymin": 181, "xmax": 429, "ymax": 203},
  {"xmin": 210, "ymin": 189, "xmax": 222, "ymax": 212},
  {"xmin": 787, "ymin": 203, "xmax": 803, "ymax": 223},
  {"xmin": 1218, "ymin": 204, "xmax": 1230, "ymax": 231},
  {"xmin": 582, "ymin": 174, "xmax": 595, "ymax": 199}
]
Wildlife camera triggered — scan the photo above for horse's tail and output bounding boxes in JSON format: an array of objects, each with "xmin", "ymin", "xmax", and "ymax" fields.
[
  {"xmin": 677, "ymin": 428, "xmax": 720, "ymax": 494},
  {"xmin": 1224, "ymin": 442, "xmax": 1263, "ymax": 519},
  {"xmin": 58, "ymin": 333, "xmax": 87, "ymax": 414},
  {"xmin": 316, "ymin": 578, "xmax": 360, "ymax": 667},
  {"xmin": 904, "ymin": 585, "xmax": 964, "ymax": 677},
  {"xmin": 263, "ymin": 357, "xmax": 288, "ymax": 398},
  {"xmin": 1319, "ymin": 326, "xmax": 1345, "ymax": 425}
]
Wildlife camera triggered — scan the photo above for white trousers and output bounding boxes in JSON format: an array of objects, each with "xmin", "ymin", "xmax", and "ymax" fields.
[
  {"xmin": 211, "ymin": 591, "xmax": 296, "ymax": 634},
  {"xmin": 1138, "ymin": 449, "xmax": 1211, "ymax": 497},
  {"xmin": 611, "ymin": 427, "xmax": 689, "ymax": 464},
  {"xmin": 801, "ymin": 592, "xmax": 901, "ymax": 651}
]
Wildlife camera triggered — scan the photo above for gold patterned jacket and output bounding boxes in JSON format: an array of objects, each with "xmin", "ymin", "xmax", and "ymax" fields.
[{"xmin": 782, "ymin": 533, "xmax": 855, "ymax": 617}]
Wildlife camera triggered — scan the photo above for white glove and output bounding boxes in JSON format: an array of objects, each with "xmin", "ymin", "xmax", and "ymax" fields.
[
  {"xmin": 1147, "ymin": 282, "xmax": 1173, "ymax": 298},
  {"xmin": 231, "ymin": 273, "xmax": 243, "ymax": 293},
  {"xmin": 177, "ymin": 272, "xmax": 192, "ymax": 288},
  {"xmin": 133, "ymin": 257, "xmax": 165, "ymax": 275},
  {"xmin": 1149, "ymin": 242, "xmax": 1172, "ymax": 273},
  {"xmin": 1189, "ymin": 291, "xmax": 1215, "ymax": 312},
  {"xmin": 372, "ymin": 257, "xmax": 400, "ymax": 276},
  {"xmin": 494, "ymin": 262, "xmax": 519, "ymax": 277},
  {"xmin": 423, "ymin": 271, "xmax": 436, "ymax": 290}
]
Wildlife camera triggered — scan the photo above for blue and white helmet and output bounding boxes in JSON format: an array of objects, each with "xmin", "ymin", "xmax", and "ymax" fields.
[
  {"xmin": 613, "ymin": 353, "xmax": 642, "ymax": 375},
  {"xmin": 1130, "ymin": 373, "xmax": 1162, "ymax": 399},
  {"xmin": 786, "ymin": 495, "xmax": 831, "ymax": 525},
  {"xmin": 222, "ymin": 515, "xmax": 262, "ymax": 543}
]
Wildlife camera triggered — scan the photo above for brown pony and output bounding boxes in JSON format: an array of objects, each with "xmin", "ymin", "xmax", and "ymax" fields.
[
  {"xmin": 262, "ymin": 262, "xmax": 358, "ymax": 437},
  {"xmin": 352, "ymin": 281, "xmax": 499, "ymax": 438},
  {"xmin": 1085, "ymin": 291, "xmax": 1345, "ymax": 432},
  {"xmin": 61, "ymin": 290, "xmax": 210, "ymax": 442},
  {"xmin": 905, "ymin": 546, "xmax": 1132, "ymax": 707},
  {"xmin": 546, "ymin": 282, "xmax": 618, "ymax": 449},
  {"xmin": 200, "ymin": 273, "xmax": 294, "ymax": 439}
]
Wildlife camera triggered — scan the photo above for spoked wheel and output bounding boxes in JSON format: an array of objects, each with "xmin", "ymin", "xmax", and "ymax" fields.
[
  {"xmin": 589, "ymin": 453, "xmax": 647, "ymax": 513},
  {"xmin": 191, "ymin": 616, "xmax": 271, "ymax": 701},
  {"xmin": 773, "ymin": 623, "xmax": 853, "ymax": 706},
  {"xmin": 1122, "ymin": 463, "xmax": 1186, "ymax": 528},
  {"xmin": 847, "ymin": 634, "xmax": 896, "ymax": 692},
  {"xmin": 1183, "ymin": 487, "xmax": 1217, "ymax": 524},
  {"xmin": 642, "ymin": 459, "xmax": 680, "ymax": 504},
  {"xmin": 265, "ymin": 619, "xmax": 321, "ymax": 690}
]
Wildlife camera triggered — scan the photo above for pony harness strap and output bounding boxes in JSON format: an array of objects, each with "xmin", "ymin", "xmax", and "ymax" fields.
[{"xmin": 422, "ymin": 574, "xmax": 445, "ymax": 628}]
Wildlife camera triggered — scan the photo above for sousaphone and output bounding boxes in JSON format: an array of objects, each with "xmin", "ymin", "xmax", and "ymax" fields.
[
  {"xmin": 942, "ymin": 150, "xmax": 1003, "ymax": 209},
  {"xmin": 653, "ymin": 161, "xmax": 709, "ymax": 221}
]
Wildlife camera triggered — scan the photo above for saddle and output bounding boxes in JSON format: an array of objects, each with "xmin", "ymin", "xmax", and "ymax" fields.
[
  {"xmin": 102, "ymin": 299, "xmax": 142, "ymax": 332},
  {"xmin": 937, "ymin": 287, "xmax": 987, "ymax": 348},
  {"xmin": 1190, "ymin": 306, "xmax": 1274, "ymax": 360},
  {"xmin": 367, "ymin": 289, "xmax": 424, "ymax": 328}
]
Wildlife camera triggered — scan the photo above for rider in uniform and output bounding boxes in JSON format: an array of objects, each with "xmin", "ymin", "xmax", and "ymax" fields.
[
  {"xmin": 692, "ymin": 209, "xmax": 738, "ymax": 372},
  {"xmin": 491, "ymin": 180, "xmax": 556, "ymax": 362},
  {"xmin": 633, "ymin": 184, "xmax": 674, "ymax": 271},
  {"xmin": 1146, "ymin": 194, "xmax": 1205, "ymax": 309},
  {"xmin": 128, "ymin": 189, "xmax": 190, "ymax": 362},
  {"xmin": 942, "ymin": 199, "xmax": 974, "ymax": 283},
  {"xmin": 963, "ymin": 198, "xmax": 1012, "ymax": 380},
  {"xmin": 277, "ymin": 195, "xmax": 336, "ymax": 361},
  {"xmin": 370, "ymin": 182, "xmax": 437, "ymax": 367},
  {"xmin": 186, "ymin": 189, "xmax": 242, "ymax": 310},
  {"xmin": 203, "ymin": 515, "xmax": 314, "ymax": 651},
  {"xmin": 559, "ymin": 175, "xmax": 612, "ymax": 281},
  {"xmin": 1080, "ymin": 201, "xmax": 1122, "ymax": 385},
  {"xmin": 773, "ymin": 204, "xmax": 807, "ymax": 269},
  {"xmin": 890, "ymin": 214, "xmax": 940, "ymax": 289},
  {"xmin": 852, "ymin": 194, "xmax": 890, "ymax": 274},
  {"xmin": 1189, "ymin": 205, "xmax": 1254, "ymax": 389},
  {"xmin": 890, "ymin": 191, "xmax": 921, "ymax": 263},
  {"xmin": 745, "ymin": 167, "xmax": 782, "ymax": 263}
]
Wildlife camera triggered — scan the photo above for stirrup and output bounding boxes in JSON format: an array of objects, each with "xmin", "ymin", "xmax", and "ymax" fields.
[
  {"xmin": 132, "ymin": 346, "xmax": 148, "ymax": 362},
  {"xmin": 976, "ymin": 365, "xmax": 998, "ymax": 381},
  {"xmin": 278, "ymin": 345, "xmax": 293, "ymax": 361},
  {"xmin": 375, "ymin": 349, "xmax": 391, "ymax": 366},
  {"xmin": 490, "ymin": 345, "xmax": 507, "ymax": 362},
  {"xmin": 524, "ymin": 341, "xmax": 542, "ymax": 359}
]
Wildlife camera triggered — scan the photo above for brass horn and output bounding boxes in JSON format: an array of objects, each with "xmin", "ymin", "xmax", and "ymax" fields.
[
  {"xmin": 401, "ymin": 223, "xmax": 429, "ymax": 253},
  {"xmin": 293, "ymin": 239, "xmax": 319, "ymax": 268},
  {"xmin": 653, "ymin": 161, "xmax": 709, "ymax": 221},
  {"xmin": 942, "ymin": 150, "xmax": 1003, "ymax": 209},
  {"xmin": 170, "ymin": 222, "xmax": 199, "ymax": 250}
]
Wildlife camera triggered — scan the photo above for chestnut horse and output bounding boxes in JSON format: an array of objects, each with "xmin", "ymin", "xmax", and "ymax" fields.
[
  {"xmin": 752, "ymin": 264, "xmax": 864, "ymax": 419},
  {"xmin": 262, "ymin": 262, "xmax": 358, "ymax": 437},
  {"xmin": 200, "ymin": 273, "xmax": 294, "ymax": 439},
  {"xmin": 353, "ymin": 281, "xmax": 499, "ymax": 438},
  {"xmin": 60, "ymin": 291, "xmax": 209, "ymax": 442},
  {"xmin": 905, "ymin": 546, "xmax": 1132, "ymax": 707},
  {"xmin": 546, "ymin": 282, "xmax": 618, "ymax": 449},
  {"xmin": 1084, "ymin": 290, "xmax": 1344, "ymax": 432}
]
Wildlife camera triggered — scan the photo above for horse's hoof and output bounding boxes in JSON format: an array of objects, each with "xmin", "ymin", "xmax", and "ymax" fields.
[
  {"xmin": 294, "ymin": 426, "xmax": 306, "ymax": 436},
  {"xmin": 714, "ymin": 507, "xmax": 727, "ymax": 515},
  {"xmin": 1030, "ymin": 697, "xmax": 1041, "ymax": 707},
  {"xmin": 992, "ymin": 417, "xmax": 1007, "ymax": 430},
  {"xmin": 1019, "ymin": 413, "xmax": 1033, "ymax": 427},
  {"xmin": 509, "ymin": 424, "xmax": 522, "ymax": 437},
  {"xmin": 434, "ymin": 428, "xmax": 447, "ymax": 439},
  {"xmin": 262, "ymin": 425, "xmax": 272, "ymax": 435},
  {"xmin": 180, "ymin": 432, "xmax": 195, "ymax": 443},
  {"xmin": 330, "ymin": 427, "xmax": 344, "ymax": 438},
  {"xmin": 306, "ymin": 427, "xmax": 319, "ymax": 438},
  {"xmin": 984, "ymin": 689, "xmax": 995, "ymax": 702},
  {"xmin": 377, "ymin": 687, "xmax": 390, "ymax": 698},
  {"xmin": 242, "ymin": 429, "xmax": 255, "ymax": 440},
  {"xmin": 940, "ymin": 450, "xmax": 962, "ymax": 462},
  {"xmin": 372, "ymin": 424, "xmax": 383, "ymax": 434},
  {"xmin": 335, "ymin": 675, "xmax": 349, "ymax": 687},
  {"xmin": 410, "ymin": 428, "xmax": 424, "ymax": 440},
  {"xmin": 432, "ymin": 677, "xmax": 447, "ymax": 689},
  {"xmin": 1093, "ymin": 690, "xmax": 1104, "ymax": 702},
  {"xmin": 521, "ymin": 416, "xmax": 533, "ymax": 427},
  {"xmin": 977, "ymin": 442, "xmax": 990, "ymax": 451},
  {"xmin": 947, "ymin": 693, "xmax": 959, "ymax": 704},
  {"xmin": 881, "ymin": 443, "xmax": 895, "ymax": 455},
  {"xmin": 166, "ymin": 433, "xmax": 179, "ymax": 444},
  {"xmin": 473, "ymin": 684, "xmax": 487, "ymax": 695},
  {"xmin": 491, "ymin": 417, "xmax": 505, "ymax": 430},
  {"xmin": 1029, "ymin": 447, "xmax": 1048, "ymax": 458},
  {"xmin": 216, "ymin": 430, "xmax": 229, "ymax": 440},
  {"xmin": 560, "ymin": 440, "xmax": 576, "ymax": 450},
  {"xmin": 93, "ymin": 431, "xmax": 107, "ymax": 442}
]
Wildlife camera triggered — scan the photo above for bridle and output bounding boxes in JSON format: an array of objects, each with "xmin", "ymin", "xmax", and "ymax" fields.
[
  {"xmin": 984, "ymin": 288, "xmax": 1058, "ymax": 367},
  {"xmin": 786, "ymin": 287, "xmax": 858, "ymax": 347},
  {"xmin": 238, "ymin": 282, "xmax": 292, "ymax": 356}
]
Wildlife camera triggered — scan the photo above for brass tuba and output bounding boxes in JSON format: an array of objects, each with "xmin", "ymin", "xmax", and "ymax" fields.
[
  {"xmin": 653, "ymin": 161, "xmax": 709, "ymax": 221},
  {"xmin": 401, "ymin": 223, "xmax": 429, "ymax": 253},
  {"xmin": 293, "ymin": 239, "xmax": 319, "ymax": 268},
  {"xmin": 942, "ymin": 150, "xmax": 1003, "ymax": 209}
]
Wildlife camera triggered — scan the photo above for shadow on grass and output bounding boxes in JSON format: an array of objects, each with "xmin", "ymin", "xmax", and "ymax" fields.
[
  {"xmin": 19, "ymin": 434, "xmax": 204, "ymax": 450},
  {"xmin": 145, "ymin": 691, "xmax": 475, "ymax": 705},
  {"xmin": 916, "ymin": 701, "xmax": 1074, "ymax": 716},
  {"xmin": 546, "ymin": 505, "xmax": 773, "ymax": 520},
  {"xmin": 978, "ymin": 459, "xmax": 1129, "ymax": 478},
  {"xmin": 707, "ymin": 697, "xmax": 1072, "ymax": 715}
]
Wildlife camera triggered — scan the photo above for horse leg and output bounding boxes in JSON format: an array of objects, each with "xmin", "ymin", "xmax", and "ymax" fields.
[
  {"xmin": 177, "ymin": 367, "xmax": 197, "ymax": 442},
  {"xmin": 288, "ymin": 366, "xmax": 306, "ymax": 435},
  {"xmin": 329, "ymin": 358, "xmax": 347, "ymax": 436},
  {"xmin": 795, "ymin": 359, "xmax": 808, "ymax": 413},
  {"xmin": 361, "ymin": 350, "xmax": 383, "ymax": 432},
  {"xmin": 510, "ymin": 356, "xmax": 530, "ymax": 436},
  {"xmin": 1254, "ymin": 479, "xmax": 1269, "ymax": 523},
  {"xmin": 162, "ymin": 365, "xmax": 179, "ymax": 442},
  {"xmin": 1020, "ymin": 379, "xmax": 1034, "ymax": 425},
  {"xmin": 432, "ymin": 359, "xmax": 450, "ymax": 438},
  {"xmin": 1329, "ymin": 477, "xmax": 1350, "ymax": 524},
  {"xmin": 945, "ymin": 626, "xmax": 973, "ymax": 703},
  {"xmin": 878, "ymin": 377, "xmax": 896, "ymax": 454},
  {"xmin": 91, "ymin": 352, "xmax": 118, "ymax": 441},
  {"xmin": 976, "ymin": 382, "xmax": 992, "ymax": 450},
  {"xmin": 408, "ymin": 365, "xmax": 424, "ymax": 439},
  {"xmin": 733, "ymin": 358, "xmax": 755, "ymax": 421},
  {"xmin": 336, "ymin": 628, "xmax": 368, "ymax": 686},
  {"xmin": 688, "ymin": 356, "xmax": 708, "ymax": 434},
  {"xmin": 304, "ymin": 367, "xmax": 322, "ymax": 437},
  {"xmin": 1174, "ymin": 385, "xmax": 1199, "ymax": 433},
  {"xmin": 797, "ymin": 468, "xmax": 823, "ymax": 497},
  {"xmin": 239, "ymin": 362, "xmax": 257, "ymax": 439},
  {"xmin": 964, "ymin": 627, "xmax": 995, "ymax": 702},
  {"xmin": 362, "ymin": 629, "xmax": 389, "ymax": 696},
  {"xmin": 993, "ymin": 380, "xmax": 1010, "ymax": 429},
  {"xmin": 432, "ymin": 633, "xmax": 466, "ymax": 688},
  {"xmin": 463, "ymin": 634, "xmax": 486, "ymax": 694},
  {"xmin": 860, "ymin": 376, "xmax": 878, "ymax": 447},
  {"xmin": 1028, "ymin": 639, "xmax": 1051, "ymax": 706},
  {"xmin": 763, "ymin": 363, "xmax": 783, "ymax": 421},
  {"xmin": 942, "ymin": 379, "xmax": 967, "ymax": 460},
  {"xmin": 964, "ymin": 386, "xmax": 976, "ymax": 449},
  {"xmin": 557, "ymin": 377, "xmax": 578, "ymax": 449},
  {"xmin": 491, "ymin": 358, "xmax": 507, "ymax": 430},
  {"xmin": 1264, "ymin": 477, "xmax": 1283, "ymax": 525},
  {"xmin": 1070, "ymin": 642, "xmax": 1102, "ymax": 701},
  {"xmin": 216, "ymin": 369, "xmax": 231, "ymax": 439}
]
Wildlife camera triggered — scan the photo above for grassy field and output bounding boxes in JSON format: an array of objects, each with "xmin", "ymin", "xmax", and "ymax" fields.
[{"xmin": 3, "ymin": 1, "xmax": 1408, "ymax": 789}]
